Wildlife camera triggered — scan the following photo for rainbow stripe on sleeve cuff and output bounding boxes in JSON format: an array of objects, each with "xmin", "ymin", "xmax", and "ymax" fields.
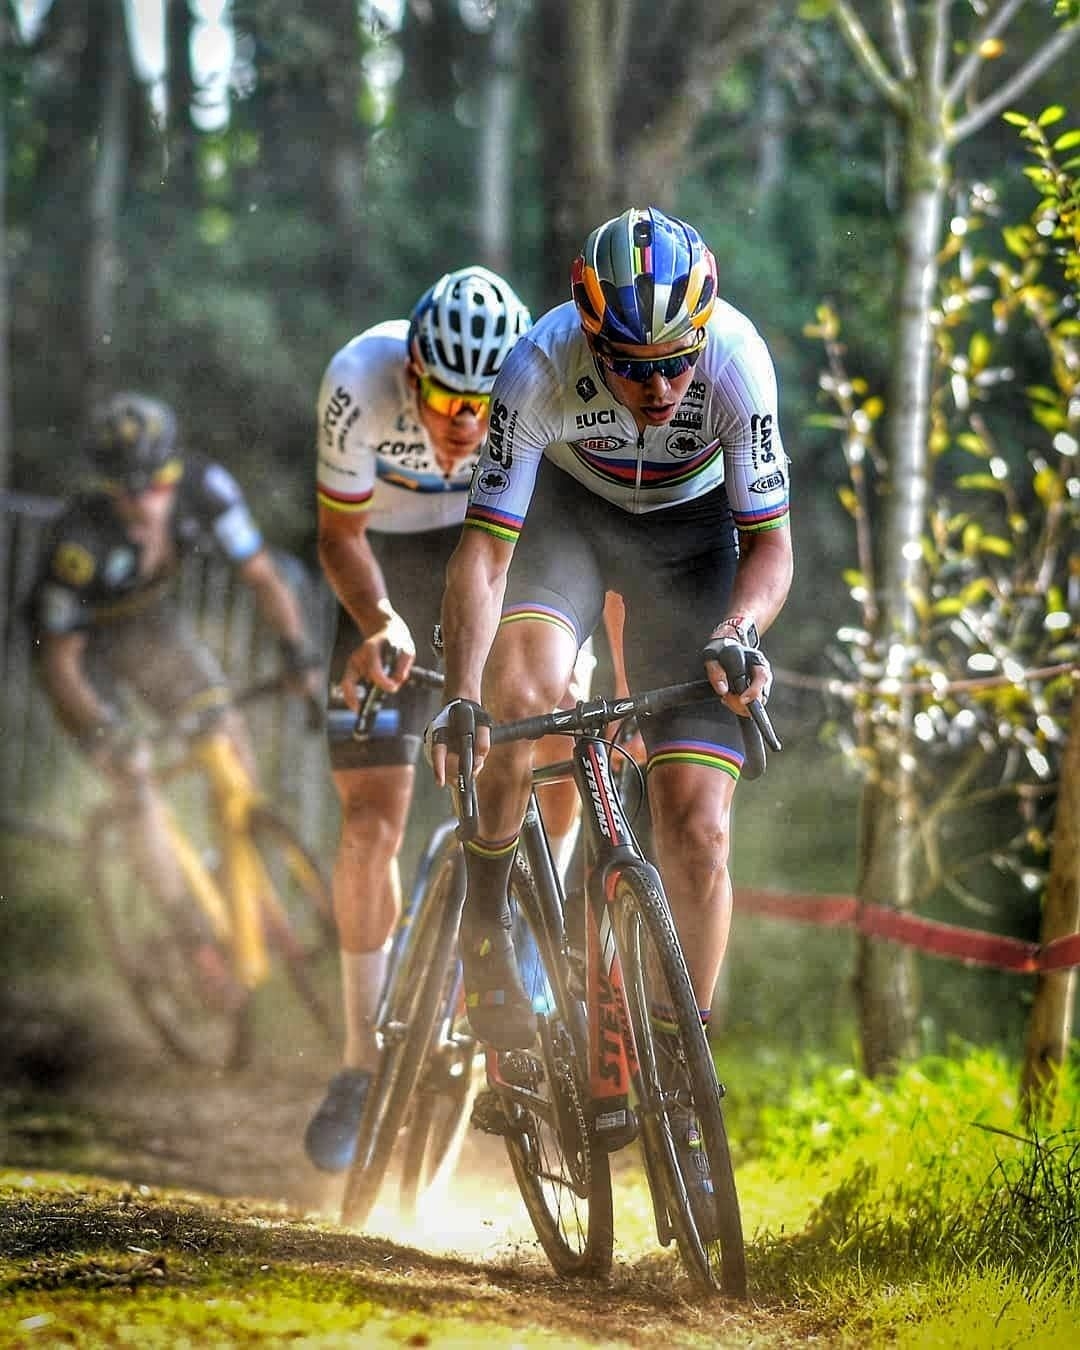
[
  {"xmin": 317, "ymin": 485, "xmax": 374, "ymax": 514},
  {"xmin": 733, "ymin": 503, "xmax": 789, "ymax": 533},
  {"xmin": 464, "ymin": 504, "xmax": 524, "ymax": 544}
]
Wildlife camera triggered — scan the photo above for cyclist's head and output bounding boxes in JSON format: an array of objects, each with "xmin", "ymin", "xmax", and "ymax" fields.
[
  {"xmin": 407, "ymin": 266, "xmax": 532, "ymax": 396},
  {"xmin": 571, "ymin": 207, "xmax": 717, "ymax": 348},
  {"xmin": 87, "ymin": 392, "xmax": 182, "ymax": 495}
]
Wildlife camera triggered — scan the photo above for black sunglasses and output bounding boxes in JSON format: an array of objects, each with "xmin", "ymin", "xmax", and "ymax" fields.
[{"xmin": 595, "ymin": 336, "xmax": 706, "ymax": 384}]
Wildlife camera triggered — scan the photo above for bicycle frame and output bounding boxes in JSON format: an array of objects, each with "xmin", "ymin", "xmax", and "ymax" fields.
[
  {"xmin": 153, "ymin": 729, "xmax": 277, "ymax": 989},
  {"xmin": 522, "ymin": 732, "xmax": 653, "ymax": 1147}
]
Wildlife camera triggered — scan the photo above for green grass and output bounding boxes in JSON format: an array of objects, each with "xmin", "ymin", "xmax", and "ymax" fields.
[{"xmin": 724, "ymin": 1042, "xmax": 1080, "ymax": 1345}]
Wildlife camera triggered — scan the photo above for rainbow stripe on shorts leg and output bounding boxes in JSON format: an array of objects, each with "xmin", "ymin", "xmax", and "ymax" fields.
[
  {"xmin": 498, "ymin": 604, "xmax": 578, "ymax": 644},
  {"xmin": 647, "ymin": 740, "xmax": 744, "ymax": 782}
]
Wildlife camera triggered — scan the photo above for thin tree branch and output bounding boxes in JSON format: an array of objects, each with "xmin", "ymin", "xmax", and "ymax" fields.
[
  {"xmin": 830, "ymin": 0, "xmax": 910, "ymax": 113},
  {"xmin": 886, "ymin": 0, "xmax": 917, "ymax": 81},
  {"xmin": 945, "ymin": 0, "xmax": 1027, "ymax": 107},
  {"xmin": 925, "ymin": 0, "xmax": 951, "ymax": 100},
  {"xmin": 949, "ymin": 22, "xmax": 1080, "ymax": 143}
]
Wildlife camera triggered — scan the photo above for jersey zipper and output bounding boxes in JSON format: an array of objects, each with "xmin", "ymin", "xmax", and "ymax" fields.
[{"xmin": 634, "ymin": 428, "xmax": 645, "ymax": 508}]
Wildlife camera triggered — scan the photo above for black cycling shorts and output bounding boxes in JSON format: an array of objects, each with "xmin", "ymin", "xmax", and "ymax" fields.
[
  {"xmin": 326, "ymin": 525, "xmax": 458, "ymax": 771},
  {"xmin": 81, "ymin": 603, "xmax": 230, "ymax": 725},
  {"xmin": 502, "ymin": 459, "xmax": 744, "ymax": 764}
]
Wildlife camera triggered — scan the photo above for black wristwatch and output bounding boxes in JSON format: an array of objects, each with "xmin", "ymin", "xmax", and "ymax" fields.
[{"xmin": 719, "ymin": 614, "xmax": 759, "ymax": 649}]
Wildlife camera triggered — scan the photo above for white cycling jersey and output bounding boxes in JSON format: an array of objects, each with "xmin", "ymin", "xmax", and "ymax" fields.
[
  {"xmin": 465, "ymin": 299, "xmax": 789, "ymax": 542},
  {"xmin": 315, "ymin": 320, "xmax": 476, "ymax": 535}
]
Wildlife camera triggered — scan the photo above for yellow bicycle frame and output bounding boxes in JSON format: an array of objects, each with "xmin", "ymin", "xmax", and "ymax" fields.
[{"xmin": 156, "ymin": 730, "xmax": 274, "ymax": 990}]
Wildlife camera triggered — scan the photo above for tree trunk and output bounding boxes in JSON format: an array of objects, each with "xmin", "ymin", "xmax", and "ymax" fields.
[
  {"xmin": 854, "ymin": 99, "xmax": 949, "ymax": 1076},
  {"xmin": 165, "ymin": 0, "xmax": 197, "ymax": 193},
  {"xmin": 84, "ymin": 0, "xmax": 130, "ymax": 409},
  {"xmin": 0, "ymin": 5, "xmax": 11, "ymax": 494},
  {"xmin": 322, "ymin": 0, "xmax": 368, "ymax": 313},
  {"xmin": 1020, "ymin": 682, "xmax": 1080, "ymax": 1125},
  {"xmin": 477, "ymin": 0, "xmax": 521, "ymax": 275}
]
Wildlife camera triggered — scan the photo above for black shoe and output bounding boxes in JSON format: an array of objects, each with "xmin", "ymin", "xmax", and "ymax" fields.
[
  {"xmin": 304, "ymin": 1068, "xmax": 372, "ymax": 1173},
  {"xmin": 460, "ymin": 925, "xmax": 537, "ymax": 1050}
]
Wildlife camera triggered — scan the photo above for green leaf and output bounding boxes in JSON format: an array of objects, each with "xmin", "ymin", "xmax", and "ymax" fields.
[
  {"xmin": 1038, "ymin": 106, "xmax": 1066, "ymax": 127},
  {"xmin": 1053, "ymin": 129, "xmax": 1080, "ymax": 151},
  {"xmin": 931, "ymin": 597, "xmax": 967, "ymax": 616},
  {"xmin": 1033, "ymin": 405, "xmax": 1067, "ymax": 432},
  {"xmin": 956, "ymin": 432, "xmax": 988, "ymax": 456},
  {"xmin": 1033, "ymin": 468, "xmax": 1063, "ymax": 504},
  {"xmin": 968, "ymin": 332, "xmax": 992, "ymax": 369},
  {"xmin": 1002, "ymin": 225, "xmax": 1030, "ymax": 256},
  {"xmin": 956, "ymin": 473, "xmax": 1004, "ymax": 491},
  {"xmin": 1002, "ymin": 111, "xmax": 1030, "ymax": 127},
  {"xmin": 979, "ymin": 536, "xmax": 1013, "ymax": 557}
]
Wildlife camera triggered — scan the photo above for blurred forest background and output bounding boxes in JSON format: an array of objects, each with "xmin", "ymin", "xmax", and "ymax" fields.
[{"xmin": 2, "ymin": 1, "xmax": 1077, "ymax": 1074}]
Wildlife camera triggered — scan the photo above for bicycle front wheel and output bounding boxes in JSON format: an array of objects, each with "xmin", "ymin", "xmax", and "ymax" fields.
[
  {"xmin": 396, "ymin": 953, "xmax": 478, "ymax": 1220},
  {"xmin": 502, "ymin": 852, "xmax": 614, "ymax": 1278},
  {"xmin": 86, "ymin": 802, "xmax": 252, "ymax": 1070},
  {"xmin": 340, "ymin": 831, "xmax": 466, "ymax": 1229},
  {"xmin": 615, "ymin": 865, "xmax": 746, "ymax": 1298}
]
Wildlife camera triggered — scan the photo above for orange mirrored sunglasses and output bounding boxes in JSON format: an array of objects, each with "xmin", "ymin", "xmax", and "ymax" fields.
[{"xmin": 417, "ymin": 372, "xmax": 490, "ymax": 419}]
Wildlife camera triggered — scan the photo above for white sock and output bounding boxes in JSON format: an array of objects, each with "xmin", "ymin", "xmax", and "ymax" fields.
[{"xmin": 341, "ymin": 947, "xmax": 388, "ymax": 1072}]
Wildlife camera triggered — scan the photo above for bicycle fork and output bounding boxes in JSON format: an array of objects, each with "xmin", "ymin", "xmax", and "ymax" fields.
[
  {"xmin": 583, "ymin": 885, "xmax": 639, "ymax": 1151},
  {"xmin": 575, "ymin": 736, "xmax": 645, "ymax": 1153}
]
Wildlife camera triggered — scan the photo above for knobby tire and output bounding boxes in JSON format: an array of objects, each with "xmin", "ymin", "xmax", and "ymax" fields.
[
  {"xmin": 395, "ymin": 951, "xmax": 476, "ymax": 1220},
  {"xmin": 340, "ymin": 833, "xmax": 466, "ymax": 1228},
  {"xmin": 86, "ymin": 801, "xmax": 252, "ymax": 1070},
  {"xmin": 502, "ymin": 852, "xmax": 614, "ymax": 1278},
  {"xmin": 615, "ymin": 865, "xmax": 746, "ymax": 1298}
]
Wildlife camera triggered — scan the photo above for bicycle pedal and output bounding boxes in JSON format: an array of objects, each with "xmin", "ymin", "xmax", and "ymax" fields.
[
  {"xmin": 590, "ymin": 1100, "xmax": 639, "ymax": 1152},
  {"xmin": 470, "ymin": 1087, "xmax": 512, "ymax": 1137}
]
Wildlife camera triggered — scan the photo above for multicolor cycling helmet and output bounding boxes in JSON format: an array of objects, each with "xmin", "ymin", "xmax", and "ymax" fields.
[
  {"xmin": 571, "ymin": 207, "xmax": 717, "ymax": 347},
  {"xmin": 87, "ymin": 392, "xmax": 181, "ymax": 492},
  {"xmin": 408, "ymin": 266, "xmax": 532, "ymax": 393}
]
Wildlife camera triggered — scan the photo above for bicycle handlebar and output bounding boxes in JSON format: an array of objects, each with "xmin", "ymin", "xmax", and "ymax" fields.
[
  {"xmin": 449, "ymin": 645, "xmax": 781, "ymax": 840},
  {"xmin": 327, "ymin": 646, "xmax": 445, "ymax": 742}
]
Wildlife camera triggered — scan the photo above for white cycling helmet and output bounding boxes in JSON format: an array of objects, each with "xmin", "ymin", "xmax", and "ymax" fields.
[{"xmin": 407, "ymin": 266, "xmax": 532, "ymax": 393}]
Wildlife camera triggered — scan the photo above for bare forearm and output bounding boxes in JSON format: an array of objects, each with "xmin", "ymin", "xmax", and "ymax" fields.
[
  {"xmin": 41, "ymin": 635, "xmax": 110, "ymax": 737},
  {"xmin": 318, "ymin": 528, "xmax": 396, "ymax": 636},
  {"xmin": 721, "ymin": 525, "xmax": 793, "ymax": 638},
  {"xmin": 240, "ymin": 551, "xmax": 308, "ymax": 644},
  {"xmin": 441, "ymin": 532, "xmax": 509, "ymax": 704}
]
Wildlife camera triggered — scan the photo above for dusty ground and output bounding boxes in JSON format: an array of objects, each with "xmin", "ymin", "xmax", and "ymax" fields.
[{"xmin": 0, "ymin": 980, "xmax": 815, "ymax": 1348}]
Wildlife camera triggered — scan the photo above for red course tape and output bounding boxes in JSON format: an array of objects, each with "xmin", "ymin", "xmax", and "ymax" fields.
[{"xmin": 736, "ymin": 889, "xmax": 1080, "ymax": 975}]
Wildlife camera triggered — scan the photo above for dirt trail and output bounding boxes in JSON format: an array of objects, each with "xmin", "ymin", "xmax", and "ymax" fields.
[{"xmin": 0, "ymin": 989, "xmax": 809, "ymax": 1348}]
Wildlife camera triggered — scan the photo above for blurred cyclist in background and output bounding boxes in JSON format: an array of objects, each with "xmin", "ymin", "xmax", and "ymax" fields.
[{"xmin": 29, "ymin": 391, "xmax": 322, "ymax": 1001}]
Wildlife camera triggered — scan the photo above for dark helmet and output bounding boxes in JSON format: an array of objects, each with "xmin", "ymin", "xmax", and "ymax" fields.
[
  {"xmin": 571, "ymin": 206, "xmax": 717, "ymax": 346},
  {"xmin": 88, "ymin": 393, "xmax": 180, "ymax": 492}
]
